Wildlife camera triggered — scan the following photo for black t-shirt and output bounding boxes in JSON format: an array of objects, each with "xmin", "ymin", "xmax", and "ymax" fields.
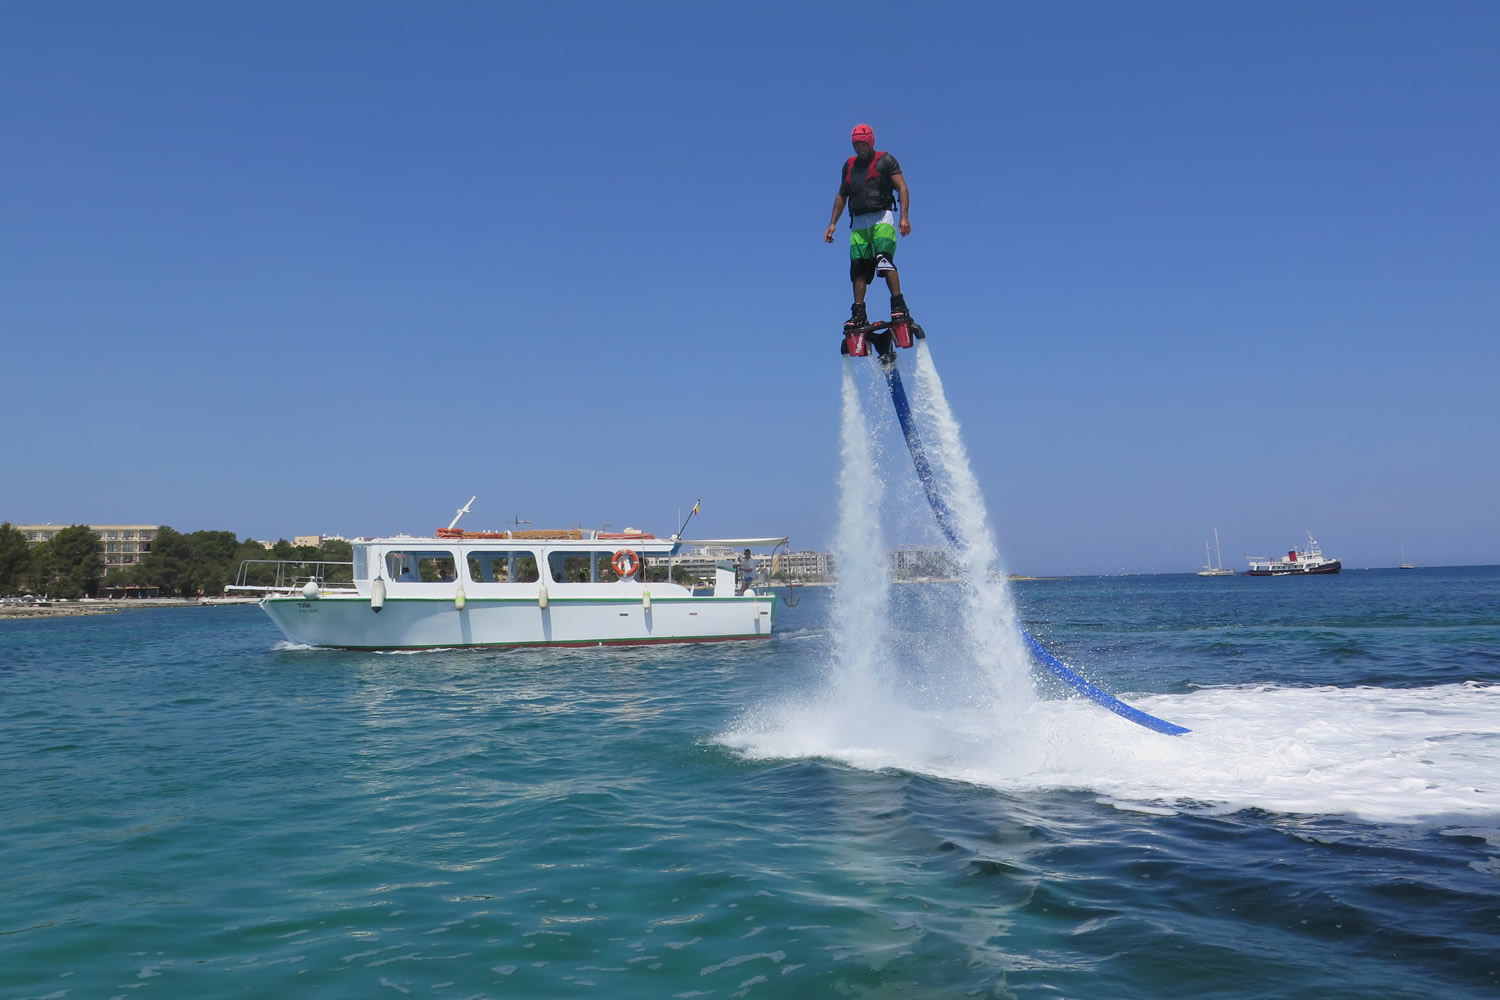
[{"xmin": 840, "ymin": 152, "xmax": 902, "ymax": 217}]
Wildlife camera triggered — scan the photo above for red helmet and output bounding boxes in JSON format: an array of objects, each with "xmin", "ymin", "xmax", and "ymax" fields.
[{"xmin": 850, "ymin": 123, "xmax": 875, "ymax": 146}]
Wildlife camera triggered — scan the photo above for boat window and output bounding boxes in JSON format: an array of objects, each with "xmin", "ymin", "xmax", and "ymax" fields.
[
  {"xmin": 597, "ymin": 551, "xmax": 629, "ymax": 582},
  {"xmin": 353, "ymin": 546, "xmax": 368, "ymax": 581},
  {"xmin": 385, "ymin": 550, "xmax": 457, "ymax": 582},
  {"xmin": 549, "ymin": 551, "xmax": 648, "ymax": 581},
  {"xmin": 466, "ymin": 550, "xmax": 540, "ymax": 583},
  {"xmin": 547, "ymin": 550, "xmax": 645, "ymax": 583},
  {"xmin": 550, "ymin": 551, "xmax": 590, "ymax": 583}
]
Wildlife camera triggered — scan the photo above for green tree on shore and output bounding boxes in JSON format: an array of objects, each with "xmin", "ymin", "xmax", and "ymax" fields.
[
  {"xmin": 316, "ymin": 539, "xmax": 353, "ymax": 584},
  {"xmin": 34, "ymin": 525, "xmax": 105, "ymax": 599},
  {"xmin": 187, "ymin": 530, "xmax": 240, "ymax": 595},
  {"xmin": 137, "ymin": 527, "xmax": 195, "ymax": 597},
  {"xmin": 130, "ymin": 529, "xmax": 355, "ymax": 595},
  {"xmin": 0, "ymin": 523, "xmax": 33, "ymax": 593}
]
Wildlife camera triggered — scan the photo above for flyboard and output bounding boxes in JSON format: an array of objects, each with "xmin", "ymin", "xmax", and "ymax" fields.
[{"xmin": 842, "ymin": 318, "xmax": 1190, "ymax": 736}]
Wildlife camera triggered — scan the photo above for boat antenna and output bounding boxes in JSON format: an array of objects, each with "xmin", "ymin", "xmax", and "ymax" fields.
[
  {"xmin": 673, "ymin": 498, "xmax": 701, "ymax": 541},
  {"xmin": 447, "ymin": 496, "xmax": 476, "ymax": 531}
]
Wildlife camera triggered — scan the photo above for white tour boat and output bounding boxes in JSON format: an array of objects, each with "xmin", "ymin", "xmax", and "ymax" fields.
[
  {"xmin": 234, "ymin": 506, "xmax": 786, "ymax": 650},
  {"xmin": 1245, "ymin": 533, "xmax": 1342, "ymax": 576}
]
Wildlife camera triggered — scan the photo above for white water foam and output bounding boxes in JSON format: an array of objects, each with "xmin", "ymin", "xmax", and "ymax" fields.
[
  {"xmin": 722, "ymin": 349, "xmax": 1500, "ymax": 825},
  {"xmin": 906, "ymin": 343, "xmax": 1036, "ymax": 708},
  {"xmin": 1055, "ymin": 683, "xmax": 1500, "ymax": 823},
  {"xmin": 724, "ymin": 681, "xmax": 1500, "ymax": 825},
  {"xmin": 722, "ymin": 354, "xmax": 1051, "ymax": 782},
  {"xmin": 819, "ymin": 363, "xmax": 894, "ymax": 736}
]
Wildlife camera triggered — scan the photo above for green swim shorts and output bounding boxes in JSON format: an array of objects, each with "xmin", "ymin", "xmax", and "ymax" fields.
[{"xmin": 849, "ymin": 217, "xmax": 898, "ymax": 263}]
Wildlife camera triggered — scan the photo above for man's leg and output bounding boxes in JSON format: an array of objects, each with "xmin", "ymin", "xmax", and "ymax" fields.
[
  {"xmin": 868, "ymin": 219, "xmax": 906, "ymax": 315},
  {"xmin": 850, "ymin": 224, "xmax": 878, "ymax": 304},
  {"xmin": 848, "ymin": 229, "xmax": 876, "ymax": 328}
]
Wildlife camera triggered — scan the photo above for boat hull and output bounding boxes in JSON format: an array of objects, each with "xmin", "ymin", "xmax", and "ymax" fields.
[
  {"xmin": 259, "ymin": 593, "xmax": 776, "ymax": 650},
  {"xmin": 1245, "ymin": 560, "xmax": 1342, "ymax": 576}
]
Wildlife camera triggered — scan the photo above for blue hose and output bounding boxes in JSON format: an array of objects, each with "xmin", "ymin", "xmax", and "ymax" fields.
[{"xmin": 881, "ymin": 363, "xmax": 1190, "ymax": 736}]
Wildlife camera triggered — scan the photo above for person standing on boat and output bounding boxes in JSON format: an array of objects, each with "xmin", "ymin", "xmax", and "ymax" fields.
[
  {"xmin": 737, "ymin": 549, "xmax": 758, "ymax": 594},
  {"xmin": 823, "ymin": 123, "xmax": 912, "ymax": 331}
]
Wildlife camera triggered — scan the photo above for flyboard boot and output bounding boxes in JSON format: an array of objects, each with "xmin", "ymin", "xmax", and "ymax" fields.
[
  {"xmin": 841, "ymin": 301, "xmax": 872, "ymax": 357},
  {"xmin": 888, "ymin": 294, "xmax": 924, "ymax": 350},
  {"xmin": 867, "ymin": 293, "xmax": 915, "ymax": 367}
]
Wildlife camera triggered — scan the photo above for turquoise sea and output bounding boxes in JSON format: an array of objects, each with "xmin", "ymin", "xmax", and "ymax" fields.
[{"xmin": 3, "ymin": 567, "xmax": 1499, "ymax": 998}]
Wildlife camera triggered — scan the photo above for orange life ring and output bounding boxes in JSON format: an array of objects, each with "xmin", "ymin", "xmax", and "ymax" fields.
[{"xmin": 611, "ymin": 549, "xmax": 640, "ymax": 578}]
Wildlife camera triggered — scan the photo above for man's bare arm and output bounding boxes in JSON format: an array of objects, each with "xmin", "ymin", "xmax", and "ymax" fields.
[
  {"xmin": 893, "ymin": 172, "xmax": 911, "ymax": 236},
  {"xmin": 824, "ymin": 192, "xmax": 847, "ymax": 242}
]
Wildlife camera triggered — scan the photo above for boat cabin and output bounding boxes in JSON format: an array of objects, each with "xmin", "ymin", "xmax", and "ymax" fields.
[{"xmin": 344, "ymin": 531, "xmax": 787, "ymax": 599}]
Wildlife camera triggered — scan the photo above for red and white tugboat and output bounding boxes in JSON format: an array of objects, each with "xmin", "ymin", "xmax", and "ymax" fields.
[{"xmin": 1246, "ymin": 533, "xmax": 1342, "ymax": 575}]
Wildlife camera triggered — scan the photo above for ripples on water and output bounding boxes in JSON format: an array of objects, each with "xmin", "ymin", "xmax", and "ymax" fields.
[{"xmin": 2, "ymin": 570, "xmax": 1498, "ymax": 998}]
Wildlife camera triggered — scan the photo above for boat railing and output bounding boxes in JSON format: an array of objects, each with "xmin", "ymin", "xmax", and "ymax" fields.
[{"xmin": 227, "ymin": 559, "xmax": 358, "ymax": 595}]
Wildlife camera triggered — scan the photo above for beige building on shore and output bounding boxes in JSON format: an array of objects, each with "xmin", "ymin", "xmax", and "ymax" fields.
[
  {"xmin": 775, "ymin": 549, "xmax": 834, "ymax": 580},
  {"xmin": 293, "ymin": 534, "xmax": 348, "ymax": 548},
  {"xmin": 15, "ymin": 524, "xmax": 160, "ymax": 571},
  {"xmin": 643, "ymin": 547, "xmax": 835, "ymax": 585}
]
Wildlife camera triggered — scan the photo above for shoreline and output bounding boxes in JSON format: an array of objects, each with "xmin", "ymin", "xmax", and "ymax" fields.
[{"xmin": 0, "ymin": 598, "xmax": 220, "ymax": 621}]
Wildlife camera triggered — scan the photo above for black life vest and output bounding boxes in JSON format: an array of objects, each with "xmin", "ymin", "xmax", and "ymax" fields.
[{"xmin": 843, "ymin": 152, "xmax": 896, "ymax": 216}]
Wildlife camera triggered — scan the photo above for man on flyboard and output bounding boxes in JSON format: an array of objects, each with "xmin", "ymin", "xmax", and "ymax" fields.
[{"xmin": 824, "ymin": 123, "xmax": 912, "ymax": 348}]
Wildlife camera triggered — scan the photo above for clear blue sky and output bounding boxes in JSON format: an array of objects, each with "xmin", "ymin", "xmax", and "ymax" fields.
[{"xmin": 5, "ymin": 2, "xmax": 1496, "ymax": 575}]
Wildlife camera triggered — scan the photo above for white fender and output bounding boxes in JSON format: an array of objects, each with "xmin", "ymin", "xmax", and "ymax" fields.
[
  {"xmin": 538, "ymin": 583, "xmax": 549, "ymax": 609},
  {"xmin": 454, "ymin": 585, "xmax": 467, "ymax": 611},
  {"xmin": 370, "ymin": 577, "xmax": 386, "ymax": 613},
  {"xmin": 301, "ymin": 580, "xmax": 319, "ymax": 599}
]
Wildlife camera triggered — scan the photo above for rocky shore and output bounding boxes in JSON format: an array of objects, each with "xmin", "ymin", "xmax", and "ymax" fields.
[{"xmin": 0, "ymin": 599, "xmax": 213, "ymax": 621}]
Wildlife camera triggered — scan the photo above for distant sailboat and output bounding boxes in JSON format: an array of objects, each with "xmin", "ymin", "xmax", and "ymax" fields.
[
  {"xmin": 1198, "ymin": 528, "xmax": 1235, "ymax": 576},
  {"xmin": 1399, "ymin": 543, "xmax": 1415, "ymax": 570}
]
